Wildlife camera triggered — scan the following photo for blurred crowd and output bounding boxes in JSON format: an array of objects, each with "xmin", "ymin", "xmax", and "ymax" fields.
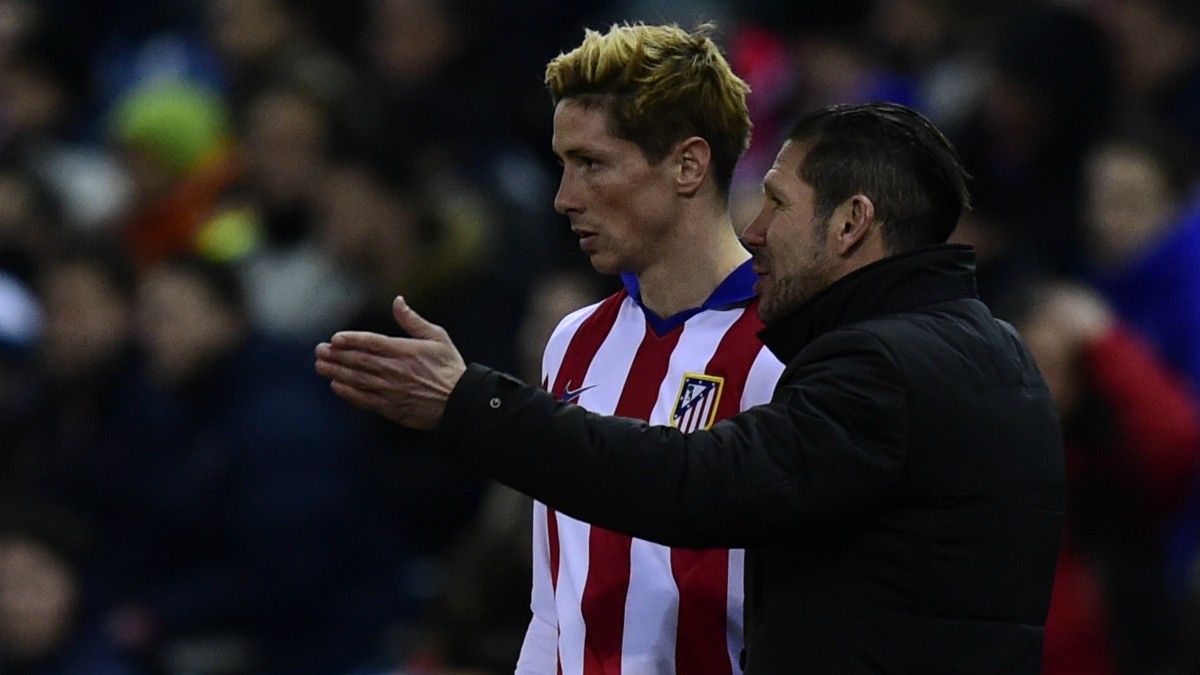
[{"xmin": 0, "ymin": 0, "xmax": 1198, "ymax": 673}]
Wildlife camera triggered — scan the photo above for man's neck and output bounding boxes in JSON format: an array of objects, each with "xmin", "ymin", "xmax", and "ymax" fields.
[{"xmin": 635, "ymin": 218, "xmax": 749, "ymax": 318}]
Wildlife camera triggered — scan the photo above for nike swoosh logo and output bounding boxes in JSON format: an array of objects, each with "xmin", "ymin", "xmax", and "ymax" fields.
[{"xmin": 562, "ymin": 383, "xmax": 596, "ymax": 402}]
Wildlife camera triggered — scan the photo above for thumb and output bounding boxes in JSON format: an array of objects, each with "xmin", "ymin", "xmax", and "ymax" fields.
[{"xmin": 392, "ymin": 296, "xmax": 449, "ymax": 342}]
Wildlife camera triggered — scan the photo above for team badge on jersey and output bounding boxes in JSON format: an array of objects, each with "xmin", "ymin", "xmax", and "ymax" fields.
[{"xmin": 671, "ymin": 373, "xmax": 724, "ymax": 432}]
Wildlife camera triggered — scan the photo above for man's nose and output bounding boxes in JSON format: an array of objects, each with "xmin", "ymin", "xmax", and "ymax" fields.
[
  {"xmin": 554, "ymin": 172, "xmax": 577, "ymax": 215},
  {"xmin": 741, "ymin": 209, "xmax": 767, "ymax": 248}
]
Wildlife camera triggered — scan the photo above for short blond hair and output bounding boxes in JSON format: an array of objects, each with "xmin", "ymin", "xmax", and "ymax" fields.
[{"xmin": 545, "ymin": 23, "xmax": 751, "ymax": 200}]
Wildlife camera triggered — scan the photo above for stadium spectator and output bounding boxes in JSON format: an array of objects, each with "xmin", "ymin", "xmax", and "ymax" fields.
[{"xmin": 1011, "ymin": 280, "xmax": 1200, "ymax": 675}]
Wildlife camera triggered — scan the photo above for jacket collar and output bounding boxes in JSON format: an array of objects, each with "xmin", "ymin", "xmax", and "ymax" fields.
[{"xmin": 758, "ymin": 244, "xmax": 979, "ymax": 361}]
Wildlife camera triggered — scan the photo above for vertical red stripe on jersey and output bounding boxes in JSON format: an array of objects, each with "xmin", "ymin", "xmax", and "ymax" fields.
[
  {"xmin": 547, "ymin": 507, "xmax": 563, "ymax": 675},
  {"xmin": 673, "ymin": 301, "xmax": 765, "ymax": 675},
  {"xmin": 671, "ymin": 550, "xmax": 730, "ymax": 674},
  {"xmin": 708, "ymin": 299, "xmax": 768, "ymax": 423},
  {"xmin": 581, "ymin": 325, "xmax": 683, "ymax": 675},
  {"xmin": 550, "ymin": 292, "xmax": 626, "ymax": 399},
  {"xmin": 547, "ymin": 507, "xmax": 562, "ymax": 595}
]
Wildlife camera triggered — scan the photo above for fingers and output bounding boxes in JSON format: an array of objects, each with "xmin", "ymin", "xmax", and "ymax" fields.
[
  {"xmin": 314, "ymin": 306, "xmax": 459, "ymax": 430},
  {"xmin": 392, "ymin": 296, "xmax": 450, "ymax": 343},
  {"xmin": 316, "ymin": 341, "xmax": 406, "ymax": 422},
  {"xmin": 320, "ymin": 298, "xmax": 449, "ymax": 354},
  {"xmin": 315, "ymin": 344, "xmax": 392, "ymax": 391},
  {"xmin": 329, "ymin": 330, "xmax": 399, "ymax": 353}
]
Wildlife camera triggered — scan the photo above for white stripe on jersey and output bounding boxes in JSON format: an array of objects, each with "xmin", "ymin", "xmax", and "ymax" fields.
[
  {"xmin": 573, "ymin": 299, "xmax": 645, "ymax": 413},
  {"xmin": 742, "ymin": 347, "xmax": 785, "ymax": 411},
  {"xmin": 622, "ymin": 538, "xmax": 677, "ymax": 673},
  {"xmin": 556, "ymin": 509, "xmax": 590, "ymax": 675},
  {"xmin": 651, "ymin": 310, "xmax": 730, "ymax": 425},
  {"xmin": 726, "ymin": 549, "xmax": 746, "ymax": 672}
]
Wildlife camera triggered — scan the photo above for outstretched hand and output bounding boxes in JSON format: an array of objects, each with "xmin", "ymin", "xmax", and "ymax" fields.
[{"xmin": 315, "ymin": 296, "xmax": 467, "ymax": 429}]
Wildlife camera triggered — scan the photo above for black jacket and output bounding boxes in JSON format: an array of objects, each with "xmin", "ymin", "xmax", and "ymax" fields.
[{"xmin": 437, "ymin": 244, "xmax": 1065, "ymax": 674}]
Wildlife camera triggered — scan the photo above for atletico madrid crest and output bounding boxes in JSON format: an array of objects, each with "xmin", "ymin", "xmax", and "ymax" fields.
[{"xmin": 670, "ymin": 373, "xmax": 724, "ymax": 432}]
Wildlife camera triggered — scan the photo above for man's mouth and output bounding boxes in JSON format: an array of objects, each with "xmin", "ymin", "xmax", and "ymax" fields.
[
  {"xmin": 574, "ymin": 228, "xmax": 599, "ymax": 251},
  {"xmin": 752, "ymin": 258, "xmax": 770, "ymax": 295}
]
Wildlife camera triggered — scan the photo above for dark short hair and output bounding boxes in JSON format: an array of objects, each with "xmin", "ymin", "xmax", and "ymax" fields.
[{"xmin": 786, "ymin": 102, "xmax": 971, "ymax": 253}]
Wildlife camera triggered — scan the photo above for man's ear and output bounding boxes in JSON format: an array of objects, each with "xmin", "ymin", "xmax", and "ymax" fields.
[
  {"xmin": 674, "ymin": 136, "xmax": 711, "ymax": 197},
  {"xmin": 835, "ymin": 194, "xmax": 876, "ymax": 256}
]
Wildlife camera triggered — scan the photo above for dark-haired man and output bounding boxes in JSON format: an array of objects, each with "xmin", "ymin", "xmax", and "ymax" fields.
[{"xmin": 316, "ymin": 101, "xmax": 1065, "ymax": 673}]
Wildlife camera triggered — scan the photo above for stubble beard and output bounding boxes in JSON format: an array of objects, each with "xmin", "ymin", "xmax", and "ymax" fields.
[{"xmin": 758, "ymin": 247, "xmax": 835, "ymax": 326}]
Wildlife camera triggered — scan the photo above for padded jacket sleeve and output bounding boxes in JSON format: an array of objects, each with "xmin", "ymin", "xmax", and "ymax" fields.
[{"xmin": 434, "ymin": 329, "xmax": 909, "ymax": 550}]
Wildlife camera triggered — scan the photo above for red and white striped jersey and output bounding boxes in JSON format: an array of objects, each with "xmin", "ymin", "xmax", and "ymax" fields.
[{"xmin": 517, "ymin": 265, "xmax": 784, "ymax": 675}]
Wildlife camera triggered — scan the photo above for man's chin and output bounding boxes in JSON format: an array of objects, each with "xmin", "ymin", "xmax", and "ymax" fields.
[
  {"xmin": 754, "ymin": 283, "xmax": 778, "ymax": 320},
  {"xmin": 587, "ymin": 257, "xmax": 622, "ymax": 276},
  {"xmin": 756, "ymin": 302, "xmax": 779, "ymax": 325}
]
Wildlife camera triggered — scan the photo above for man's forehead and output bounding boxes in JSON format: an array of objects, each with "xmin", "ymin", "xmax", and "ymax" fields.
[
  {"xmin": 553, "ymin": 98, "xmax": 611, "ymax": 130},
  {"xmin": 764, "ymin": 143, "xmax": 804, "ymax": 187},
  {"xmin": 772, "ymin": 141, "xmax": 805, "ymax": 170},
  {"xmin": 552, "ymin": 104, "xmax": 645, "ymax": 162},
  {"xmin": 552, "ymin": 102, "xmax": 613, "ymax": 144}
]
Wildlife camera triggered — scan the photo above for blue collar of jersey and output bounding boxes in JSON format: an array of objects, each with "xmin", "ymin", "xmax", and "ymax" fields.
[{"xmin": 620, "ymin": 259, "xmax": 758, "ymax": 336}]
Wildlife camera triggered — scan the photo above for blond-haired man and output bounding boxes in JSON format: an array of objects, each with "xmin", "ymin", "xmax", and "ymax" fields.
[{"xmin": 503, "ymin": 23, "xmax": 783, "ymax": 674}]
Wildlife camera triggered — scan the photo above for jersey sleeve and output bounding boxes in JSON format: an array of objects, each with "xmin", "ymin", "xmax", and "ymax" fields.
[{"xmin": 516, "ymin": 501, "xmax": 558, "ymax": 674}]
